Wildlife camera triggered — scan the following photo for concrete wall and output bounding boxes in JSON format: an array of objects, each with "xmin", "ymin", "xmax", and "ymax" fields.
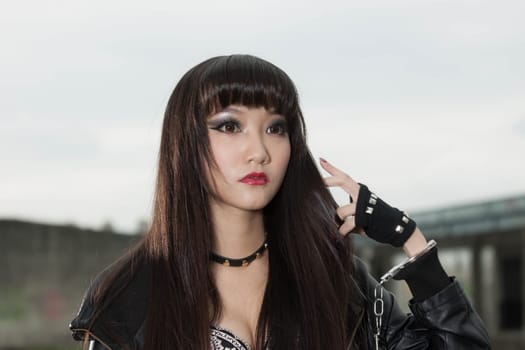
[{"xmin": 0, "ymin": 219, "xmax": 138, "ymax": 349}]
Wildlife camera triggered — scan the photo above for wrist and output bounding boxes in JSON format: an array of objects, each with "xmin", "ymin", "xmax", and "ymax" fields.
[
  {"xmin": 393, "ymin": 243, "xmax": 451, "ymax": 301},
  {"xmin": 402, "ymin": 227, "xmax": 428, "ymax": 257}
]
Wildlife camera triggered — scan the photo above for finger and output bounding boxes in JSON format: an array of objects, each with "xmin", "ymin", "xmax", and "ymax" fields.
[
  {"xmin": 319, "ymin": 158, "xmax": 348, "ymax": 177},
  {"xmin": 323, "ymin": 176, "xmax": 354, "ymax": 193},
  {"xmin": 323, "ymin": 175, "xmax": 360, "ymax": 202},
  {"xmin": 355, "ymin": 227, "xmax": 366, "ymax": 235},
  {"xmin": 320, "ymin": 158, "xmax": 360, "ymax": 194},
  {"xmin": 336, "ymin": 203, "xmax": 356, "ymax": 221},
  {"xmin": 339, "ymin": 215, "xmax": 356, "ymax": 236}
]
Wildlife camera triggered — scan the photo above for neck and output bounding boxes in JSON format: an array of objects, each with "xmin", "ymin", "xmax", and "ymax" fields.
[{"xmin": 210, "ymin": 203, "xmax": 266, "ymax": 258}]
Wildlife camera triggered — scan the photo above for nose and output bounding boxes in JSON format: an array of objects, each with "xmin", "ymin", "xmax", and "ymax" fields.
[{"xmin": 246, "ymin": 133, "xmax": 270, "ymax": 165}]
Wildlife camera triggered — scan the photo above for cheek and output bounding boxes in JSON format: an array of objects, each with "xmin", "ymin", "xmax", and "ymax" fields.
[
  {"xmin": 216, "ymin": 152, "xmax": 237, "ymax": 172},
  {"xmin": 273, "ymin": 141, "xmax": 291, "ymax": 177},
  {"xmin": 281, "ymin": 140, "xmax": 292, "ymax": 165},
  {"xmin": 208, "ymin": 140, "xmax": 237, "ymax": 182}
]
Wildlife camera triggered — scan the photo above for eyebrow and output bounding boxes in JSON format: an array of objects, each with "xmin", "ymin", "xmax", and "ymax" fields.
[{"xmin": 207, "ymin": 106, "xmax": 240, "ymax": 119}]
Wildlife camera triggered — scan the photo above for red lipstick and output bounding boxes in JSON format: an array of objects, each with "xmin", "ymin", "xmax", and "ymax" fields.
[{"xmin": 240, "ymin": 172, "xmax": 268, "ymax": 185}]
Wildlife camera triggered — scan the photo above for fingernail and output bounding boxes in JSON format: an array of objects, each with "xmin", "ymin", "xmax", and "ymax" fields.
[{"xmin": 320, "ymin": 157, "xmax": 327, "ymax": 163}]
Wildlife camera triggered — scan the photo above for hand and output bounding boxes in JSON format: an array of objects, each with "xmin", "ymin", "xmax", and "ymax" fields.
[
  {"xmin": 320, "ymin": 157, "xmax": 418, "ymax": 248},
  {"xmin": 319, "ymin": 158, "xmax": 364, "ymax": 237}
]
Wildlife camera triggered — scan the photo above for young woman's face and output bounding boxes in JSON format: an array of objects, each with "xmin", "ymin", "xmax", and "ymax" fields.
[{"xmin": 206, "ymin": 105, "xmax": 291, "ymax": 213}]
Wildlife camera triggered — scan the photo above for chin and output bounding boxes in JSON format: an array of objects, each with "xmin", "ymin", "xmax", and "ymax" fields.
[
  {"xmin": 238, "ymin": 197, "xmax": 273, "ymax": 211},
  {"xmin": 241, "ymin": 202, "xmax": 269, "ymax": 211}
]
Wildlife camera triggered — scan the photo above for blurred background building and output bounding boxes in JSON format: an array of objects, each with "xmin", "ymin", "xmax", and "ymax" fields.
[{"xmin": 1, "ymin": 193, "xmax": 524, "ymax": 349}]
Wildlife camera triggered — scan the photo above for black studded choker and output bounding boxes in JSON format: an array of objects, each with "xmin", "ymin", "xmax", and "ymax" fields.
[{"xmin": 210, "ymin": 240, "xmax": 268, "ymax": 267}]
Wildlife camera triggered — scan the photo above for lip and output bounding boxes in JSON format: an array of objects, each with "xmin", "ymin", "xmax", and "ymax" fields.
[{"xmin": 240, "ymin": 172, "xmax": 269, "ymax": 185}]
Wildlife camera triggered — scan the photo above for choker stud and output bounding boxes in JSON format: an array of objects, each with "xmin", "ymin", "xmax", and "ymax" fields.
[{"xmin": 210, "ymin": 240, "xmax": 268, "ymax": 267}]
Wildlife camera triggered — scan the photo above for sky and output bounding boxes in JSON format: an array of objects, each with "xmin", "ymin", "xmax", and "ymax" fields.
[{"xmin": 1, "ymin": 0, "xmax": 524, "ymax": 233}]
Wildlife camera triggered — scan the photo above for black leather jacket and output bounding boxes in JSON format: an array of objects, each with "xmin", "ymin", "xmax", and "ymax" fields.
[{"xmin": 70, "ymin": 250, "xmax": 490, "ymax": 349}]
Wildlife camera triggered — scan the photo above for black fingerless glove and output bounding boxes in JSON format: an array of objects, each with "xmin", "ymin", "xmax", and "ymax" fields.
[{"xmin": 354, "ymin": 184, "xmax": 416, "ymax": 247}]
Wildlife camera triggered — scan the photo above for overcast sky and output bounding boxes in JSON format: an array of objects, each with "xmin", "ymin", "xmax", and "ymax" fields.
[{"xmin": 1, "ymin": 0, "xmax": 524, "ymax": 233}]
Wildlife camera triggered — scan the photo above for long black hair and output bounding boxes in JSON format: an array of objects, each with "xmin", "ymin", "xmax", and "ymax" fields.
[{"xmin": 86, "ymin": 54, "xmax": 364, "ymax": 349}]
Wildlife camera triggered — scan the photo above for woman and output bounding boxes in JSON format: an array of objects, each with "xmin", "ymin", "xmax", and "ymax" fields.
[{"xmin": 69, "ymin": 54, "xmax": 490, "ymax": 349}]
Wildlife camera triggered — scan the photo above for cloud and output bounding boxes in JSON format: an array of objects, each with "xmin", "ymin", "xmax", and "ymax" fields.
[
  {"xmin": 512, "ymin": 116, "xmax": 525, "ymax": 136},
  {"xmin": 1, "ymin": 0, "xmax": 524, "ymax": 231}
]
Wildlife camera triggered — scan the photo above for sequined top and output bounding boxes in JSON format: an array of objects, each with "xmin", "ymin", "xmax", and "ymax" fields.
[{"xmin": 210, "ymin": 325, "xmax": 253, "ymax": 350}]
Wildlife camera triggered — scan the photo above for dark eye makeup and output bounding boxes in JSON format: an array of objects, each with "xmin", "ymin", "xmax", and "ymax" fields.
[
  {"xmin": 266, "ymin": 120, "xmax": 288, "ymax": 135},
  {"xmin": 208, "ymin": 117, "xmax": 241, "ymax": 133},
  {"xmin": 207, "ymin": 115, "xmax": 288, "ymax": 136}
]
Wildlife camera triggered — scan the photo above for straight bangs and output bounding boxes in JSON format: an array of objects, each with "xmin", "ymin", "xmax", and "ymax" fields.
[{"xmin": 198, "ymin": 55, "xmax": 301, "ymax": 122}]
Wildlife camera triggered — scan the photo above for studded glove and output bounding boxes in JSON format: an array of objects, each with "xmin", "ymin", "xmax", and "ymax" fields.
[{"xmin": 354, "ymin": 184, "xmax": 416, "ymax": 247}]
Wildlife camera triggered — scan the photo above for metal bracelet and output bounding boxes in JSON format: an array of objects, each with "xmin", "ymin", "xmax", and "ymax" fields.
[
  {"xmin": 379, "ymin": 239, "xmax": 437, "ymax": 284},
  {"xmin": 373, "ymin": 239, "xmax": 437, "ymax": 349}
]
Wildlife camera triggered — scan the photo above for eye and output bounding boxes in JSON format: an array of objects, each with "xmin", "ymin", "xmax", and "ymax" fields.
[
  {"xmin": 266, "ymin": 122, "xmax": 288, "ymax": 135},
  {"xmin": 211, "ymin": 120, "xmax": 241, "ymax": 133}
]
